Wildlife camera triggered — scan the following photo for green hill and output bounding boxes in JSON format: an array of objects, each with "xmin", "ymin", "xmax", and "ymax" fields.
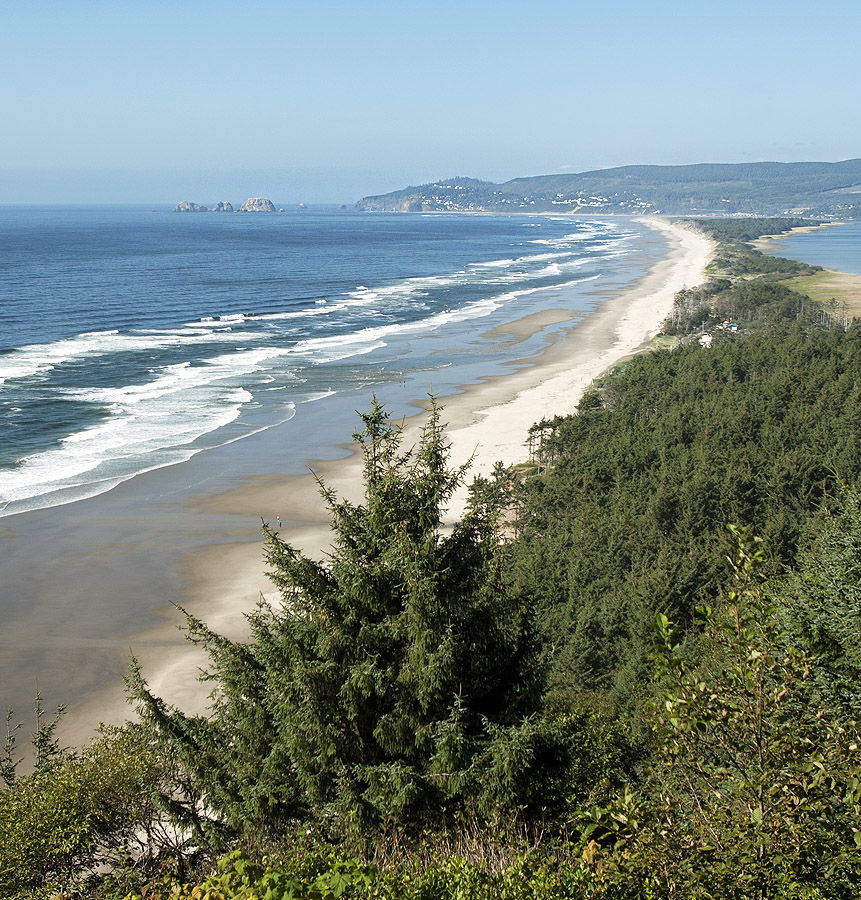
[{"xmin": 356, "ymin": 159, "xmax": 861, "ymax": 217}]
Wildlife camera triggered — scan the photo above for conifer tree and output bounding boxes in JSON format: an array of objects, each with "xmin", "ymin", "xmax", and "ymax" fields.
[{"xmin": 129, "ymin": 399, "xmax": 550, "ymax": 842}]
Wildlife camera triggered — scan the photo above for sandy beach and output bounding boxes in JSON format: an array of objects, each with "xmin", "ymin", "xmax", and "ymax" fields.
[{"xmin": 78, "ymin": 217, "xmax": 712, "ymax": 737}]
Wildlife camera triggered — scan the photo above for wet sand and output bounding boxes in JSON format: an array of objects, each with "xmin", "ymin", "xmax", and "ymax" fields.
[
  {"xmin": 81, "ymin": 218, "xmax": 712, "ymax": 737},
  {"xmin": 1, "ymin": 217, "xmax": 713, "ymax": 751}
]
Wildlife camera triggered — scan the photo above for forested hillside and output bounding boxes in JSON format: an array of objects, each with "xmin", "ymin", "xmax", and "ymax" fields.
[
  {"xmin": 3, "ymin": 219, "xmax": 861, "ymax": 898},
  {"xmin": 356, "ymin": 159, "xmax": 861, "ymax": 217},
  {"xmin": 510, "ymin": 320, "xmax": 861, "ymax": 709}
]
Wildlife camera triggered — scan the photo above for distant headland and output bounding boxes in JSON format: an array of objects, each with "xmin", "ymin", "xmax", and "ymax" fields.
[{"xmin": 355, "ymin": 159, "xmax": 861, "ymax": 218}]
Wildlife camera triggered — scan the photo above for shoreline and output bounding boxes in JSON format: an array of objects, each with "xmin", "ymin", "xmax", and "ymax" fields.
[
  {"xmin": 80, "ymin": 218, "xmax": 714, "ymax": 735},
  {"xmin": 751, "ymin": 220, "xmax": 861, "ymax": 317},
  {"xmin": 750, "ymin": 219, "xmax": 845, "ymax": 253}
]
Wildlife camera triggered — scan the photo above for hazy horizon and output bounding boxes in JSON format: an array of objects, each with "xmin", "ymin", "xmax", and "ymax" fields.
[
  {"xmin": 2, "ymin": 0, "xmax": 859, "ymax": 204},
  {"xmin": 3, "ymin": 156, "xmax": 861, "ymax": 210}
]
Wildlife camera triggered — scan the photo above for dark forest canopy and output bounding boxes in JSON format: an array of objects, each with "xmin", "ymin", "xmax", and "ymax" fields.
[{"xmin": 510, "ymin": 320, "xmax": 861, "ymax": 705}]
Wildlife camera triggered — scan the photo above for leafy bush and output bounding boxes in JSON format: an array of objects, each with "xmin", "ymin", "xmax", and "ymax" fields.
[
  {"xmin": 0, "ymin": 724, "xmax": 168, "ymax": 898},
  {"xmin": 587, "ymin": 527, "xmax": 861, "ymax": 898},
  {"xmin": 123, "ymin": 848, "xmax": 605, "ymax": 900}
]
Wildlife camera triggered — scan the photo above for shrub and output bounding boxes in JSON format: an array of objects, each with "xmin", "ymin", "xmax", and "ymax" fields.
[{"xmin": 0, "ymin": 724, "xmax": 168, "ymax": 898}]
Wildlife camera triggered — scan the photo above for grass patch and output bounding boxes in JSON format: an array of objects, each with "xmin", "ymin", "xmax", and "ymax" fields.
[{"xmin": 788, "ymin": 269, "xmax": 861, "ymax": 316}]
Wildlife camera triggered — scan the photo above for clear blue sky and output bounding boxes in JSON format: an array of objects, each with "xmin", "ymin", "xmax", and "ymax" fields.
[{"xmin": 1, "ymin": 0, "xmax": 859, "ymax": 203}]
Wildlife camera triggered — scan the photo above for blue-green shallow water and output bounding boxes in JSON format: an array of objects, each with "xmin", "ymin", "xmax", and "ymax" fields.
[{"xmin": 0, "ymin": 207, "xmax": 667, "ymax": 743}]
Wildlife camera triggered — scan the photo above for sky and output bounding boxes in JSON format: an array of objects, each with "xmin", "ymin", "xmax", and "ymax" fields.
[{"xmin": 1, "ymin": 0, "xmax": 859, "ymax": 204}]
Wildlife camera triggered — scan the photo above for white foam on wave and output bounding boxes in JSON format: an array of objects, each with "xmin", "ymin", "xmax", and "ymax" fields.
[
  {"xmin": 0, "ymin": 392, "xmax": 301, "ymax": 517},
  {"xmin": 299, "ymin": 390, "xmax": 337, "ymax": 403},
  {"xmin": 534, "ymin": 263, "xmax": 563, "ymax": 277},
  {"xmin": 192, "ymin": 313, "xmax": 247, "ymax": 325},
  {"xmin": 287, "ymin": 266, "xmax": 607, "ymax": 367},
  {"xmin": 525, "ymin": 223, "xmax": 626, "ymax": 248},
  {"xmin": 342, "ymin": 279, "xmax": 436, "ymax": 306},
  {"xmin": 73, "ymin": 346, "xmax": 284, "ymax": 406},
  {"xmin": 281, "ymin": 279, "xmax": 569, "ymax": 365},
  {"xmin": 0, "ymin": 326, "xmax": 262, "ymax": 387},
  {"xmin": 0, "ymin": 382, "xmax": 253, "ymax": 509},
  {"xmin": 472, "ymin": 258, "xmax": 514, "ymax": 269},
  {"xmin": 0, "ymin": 331, "xmax": 115, "ymax": 385},
  {"xmin": 1, "ymin": 221, "xmax": 635, "ymax": 514},
  {"xmin": 471, "ymin": 250, "xmax": 570, "ymax": 270},
  {"xmin": 335, "ymin": 245, "xmax": 599, "ymax": 312},
  {"xmin": 0, "ymin": 341, "xmax": 304, "ymax": 511},
  {"xmin": 250, "ymin": 303, "xmax": 345, "ymax": 323},
  {"xmin": 313, "ymin": 341, "xmax": 387, "ymax": 364}
]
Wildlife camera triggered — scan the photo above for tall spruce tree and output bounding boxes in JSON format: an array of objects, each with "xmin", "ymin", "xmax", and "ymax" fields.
[{"xmin": 129, "ymin": 399, "xmax": 550, "ymax": 843}]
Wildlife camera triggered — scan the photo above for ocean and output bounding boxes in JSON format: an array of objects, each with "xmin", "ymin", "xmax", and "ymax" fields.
[
  {"xmin": 0, "ymin": 205, "xmax": 671, "ymax": 736},
  {"xmin": 0, "ymin": 206, "xmax": 663, "ymax": 517}
]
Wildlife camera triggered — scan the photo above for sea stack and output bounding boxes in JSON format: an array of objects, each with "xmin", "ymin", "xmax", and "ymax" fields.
[
  {"xmin": 173, "ymin": 201, "xmax": 209, "ymax": 212},
  {"xmin": 211, "ymin": 201, "xmax": 234, "ymax": 212},
  {"xmin": 239, "ymin": 197, "xmax": 276, "ymax": 212}
]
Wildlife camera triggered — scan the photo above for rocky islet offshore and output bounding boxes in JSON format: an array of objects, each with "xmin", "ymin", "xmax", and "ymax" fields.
[{"xmin": 173, "ymin": 198, "xmax": 275, "ymax": 212}]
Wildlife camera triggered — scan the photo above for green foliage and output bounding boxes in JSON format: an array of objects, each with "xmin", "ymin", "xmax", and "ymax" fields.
[
  {"xmin": 688, "ymin": 216, "xmax": 819, "ymax": 244},
  {"xmin": 129, "ymin": 399, "xmax": 560, "ymax": 845},
  {"xmin": 587, "ymin": 527, "xmax": 861, "ymax": 898},
  {"xmin": 509, "ymin": 320, "xmax": 861, "ymax": 705},
  {"xmin": 530, "ymin": 692, "xmax": 636, "ymax": 823},
  {"xmin": 122, "ymin": 847, "xmax": 606, "ymax": 900},
  {"xmin": 2, "ymin": 692, "xmax": 68, "ymax": 788},
  {"xmin": 0, "ymin": 724, "xmax": 168, "ymax": 898},
  {"xmin": 1, "ymin": 707, "xmax": 23, "ymax": 787},
  {"xmin": 122, "ymin": 849, "xmax": 369, "ymax": 900},
  {"xmin": 713, "ymin": 245, "xmax": 821, "ymax": 279},
  {"xmin": 664, "ymin": 264, "xmax": 820, "ymax": 336},
  {"xmin": 663, "ymin": 218, "xmax": 827, "ymax": 338},
  {"xmin": 11, "ymin": 237, "xmax": 861, "ymax": 895},
  {"xmin": 778, "ymin": 486, "xmax": 861, "ymax": 719}
]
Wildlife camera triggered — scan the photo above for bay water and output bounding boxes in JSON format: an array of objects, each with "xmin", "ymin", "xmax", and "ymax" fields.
[{"xmin": 767, "ymin": 220, "xmax": 861, "ymax": 276}]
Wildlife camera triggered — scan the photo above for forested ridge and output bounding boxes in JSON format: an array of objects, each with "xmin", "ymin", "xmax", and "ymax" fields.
[
  {"xmin": 356, "ymin": 160, "xmax": 861, "ymax": 217},
  {"xmin": 4, "ymin": 219, "xmax": 861, "ymax": 899}
]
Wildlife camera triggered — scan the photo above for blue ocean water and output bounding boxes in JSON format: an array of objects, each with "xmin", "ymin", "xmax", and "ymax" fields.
[
  {"xmin": 768, "ymin": 221, "xmax": 861, "ymax": 275},
  {"xmin": 0, "ymin": 206, "xmax": 659, "ymax": 516}
]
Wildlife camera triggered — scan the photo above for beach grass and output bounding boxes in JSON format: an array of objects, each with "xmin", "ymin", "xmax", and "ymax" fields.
[{"xmin": 787, "ymin": 269, "xmax": 861, "ymax": 316}]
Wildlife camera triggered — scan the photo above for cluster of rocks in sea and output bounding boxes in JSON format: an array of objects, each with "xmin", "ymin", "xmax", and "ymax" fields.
[
  {"xmin": 240, "ymin": 197, "xmax": 277, "ymax": 212},
  {"xmin": 173, "ymin": 198, "xmax": 278, "ymax": 213}
]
